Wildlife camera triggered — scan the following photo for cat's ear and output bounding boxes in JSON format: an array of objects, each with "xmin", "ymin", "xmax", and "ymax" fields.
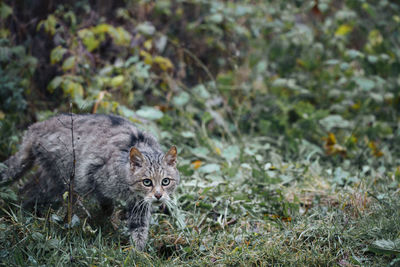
[
  {"xmin": 164, "ymin": 146, "xmax": 177, "ymax": 167},
  {"xmin": 129, "ymin": 147, "xmax": 145, "ymax": 170}
]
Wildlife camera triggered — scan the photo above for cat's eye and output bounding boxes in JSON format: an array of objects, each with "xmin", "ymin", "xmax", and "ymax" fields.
[
  {"xmin": 161, "ymin": 178, "xmax": 170, "ymax": 186},
  {"xmin": 142, "ymin": 179, "xmax": 152, "ymax": 187}
]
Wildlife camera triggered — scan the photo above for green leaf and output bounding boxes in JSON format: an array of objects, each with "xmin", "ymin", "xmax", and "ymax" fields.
[
  {"xmin": 136, "ymin": 106, "xmax": 163, "ymax": 120},
  {"xmin": 319, "ymin": 115, "xmax": 351, "ymax": 131},
  {"xmin": 193, "ymin": 84, "xmax": 210, "ymax": 99},
  {"xmin": 0, "ymin": 3, "xmax": 12, "ymax": 19},
  {"xmin": 31, "ymin": 232, "xmax": 44, "ymax": 241},
  {"xmin": 136, "ymin": 22, "xmax": 155, "ymax": 35},
  {"xmin": 62, "ymin": 56, "xmax": 76, "ymax": 71},
  {"xmin": 110, "ymin": 75, "xmax": 125, "ymax": 87},
  {"xmin": 354, "ymin": 77, "xmax": 375, "ymax": 91},
  {"xmin": 191, "ymin": 147, "xmax": 210, "ymax": 159},
  {"xmin": 50, "ymin": 46, "xmax": 67, "ymax": 64},
  {"xmin": 208, "ymin": 13, "xmax": 223, "ymax": 24},
  {"xmin": 47, "ymin": 76, "xmax": 63, "ymax": 92},
  {"xmin": 198, "ymin": 163, "xmax": 221, "ymax": 173},
  {"xmin": 221, "ymin": 145, "xmax": 240, "ymax": 162},
  {"xmin": 181, "ymin": 131, "xmax": 196, "ymax": 138},
  {"xmin": 369, "ymin": 239, "xmax": 400, "ymax": 255},
  {"xmin": 172, "ymin": 92, "xmax": 190, "ymax": 107}
]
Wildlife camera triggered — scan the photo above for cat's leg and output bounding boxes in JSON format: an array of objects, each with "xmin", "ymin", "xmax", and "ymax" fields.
[
  {"xmin": 127, "ymin": 200, "xmax": 151, "ymax": 251},
  {"xmin": 0, "ymin": 134, "xmax": 34, "ymax": 186},
  {"xmin": 20, "ymin": 167, "xmax": 65, "ymax": 213},
  {"xmin": 96, "ymin": 194, "xmax": 114, "ymax": 217}
]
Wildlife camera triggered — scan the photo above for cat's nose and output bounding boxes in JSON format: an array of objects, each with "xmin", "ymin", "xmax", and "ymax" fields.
[{"xmin": 154, "ymin": 192, "xmax": 162, "ymax": 200}]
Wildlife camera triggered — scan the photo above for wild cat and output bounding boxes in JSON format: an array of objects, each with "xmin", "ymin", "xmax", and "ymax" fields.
[{"xmin": 0, "ymin": 113, "xmax": 180, "ymax": 250}]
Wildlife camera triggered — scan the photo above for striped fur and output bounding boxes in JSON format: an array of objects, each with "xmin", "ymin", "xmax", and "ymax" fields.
[{"xmin": 0, "ymin": 113, "xmax": 180, "ymax": 250}]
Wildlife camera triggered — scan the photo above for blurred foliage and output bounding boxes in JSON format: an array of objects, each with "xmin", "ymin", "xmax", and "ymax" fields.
[{"xmin": 1, "ymin": 0, "xmax": 400, "ymax": 265}]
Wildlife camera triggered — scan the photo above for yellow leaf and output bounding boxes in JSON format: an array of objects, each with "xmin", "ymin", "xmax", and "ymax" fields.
[
  {"xmin": 231, "ymin": 247, "xmax": 240, "ymax": 254},
  {"xmin": 144, "ymin": 39, "xmax": 153, "ymax": 50},
  {"xmin": 191, "ymin": 160, "xmax": 202, "ymax": 170},
  {"xmin": 351, "ymin": 102, "xmax": 361, "ymax": 110},
  {"xmin": 140, "ymin": 50, "xmax": 153, "ymax": 65},
  {"xmin": 0, "ymin": 110, "xmax": 4, "ymax": 120},
  {"xmin": 0, "ymin": 28, "xmax": 9, "ymax": 38},
  {"xmin": 110, "ymin": 75, "xmax": 124, "ymax": 87},
  {"xmin": 214, "ymin": 147, "xmax": 221, "ymax": 155},
  {"xmin": 64, "ymin": 81, "xmax": 83, "ymax": 98},
  {"xmin": 335, "ymin": 24, "xmax": 353, "ymax": 36},
  {"xmin": 368, "ymin": 141, "xmax": 383, "ymax": 157},
  {"xmin": 323, "ymin": 133, "xmax": 347, "ymax": 156},
  {"xmin": 93, "ymin": 23, "xmax": 111, "ymax": 34},
  {"xmin": 153, "ymin": 56, "xmax": 174, "ymax": 71},
  {"xmin": 113, "ymin": 27, "xmax": 131, "ymax": 46}
]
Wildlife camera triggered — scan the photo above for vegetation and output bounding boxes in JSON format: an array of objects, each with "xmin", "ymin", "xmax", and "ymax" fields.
[{"xmin": 1, "ymin": 0, "xmax": 400, "ymax": 265}]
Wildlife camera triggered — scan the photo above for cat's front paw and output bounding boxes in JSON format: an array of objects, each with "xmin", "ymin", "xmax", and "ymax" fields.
[{"xmin": 130, "ymin": 227, "xmax": 148, "ymax": 251}]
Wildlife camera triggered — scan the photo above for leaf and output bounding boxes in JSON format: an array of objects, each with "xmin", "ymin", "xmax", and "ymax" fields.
[
  {"xmin": 155, "ymin": 35, "xmax": 168, "ymax": 52},
  {"xmin": 136, "ymin": 22, "xmax": 156, "ymax": 35},
  {"xmin": 319, "ymin": 115, "xmax": 351, "ymax": 131},
  {"xmin": 335, "ymin": 24, "xmax": 353, "ymax": 36},
  {"xmin": 369, "ymin": 239, "xmax": 400, "ymax": 255},
  {"xmin": 191, "ymin": 160, "xmax": 202, "ymax": 170},
  {"xmin": 191, "ymin": 147, "xmax": 210, "ymax": 159},
  {"xmin": 62, "ymin": 56, "xmax": 76, "ymax": 71},
  {"xmin": 323, "ymin": 133, "xmax": 346, "ymax": 156},
  {"xmin": 140, "ymin": 50, "xmax": 153, "ymax": 65},
  {"xmin": 78, "ymin": 29, "xmax": 100, "ymax": 52},
  {"xmin": 181, "ymin": 131, "xmax": 195, "ymax": 138},
  {"xmin": 368, "ymin": 141, "xmax": 383, "ymax": 157},
  {"xmin": 112, "ymin": 27, "xmax": 131, "ymax": 46},
  {"xmin": 110, "ymin": 75, "xmax": 125, "ymax": 87},
  {"xmin": 93, "ymin": 23, "xmax": 112, "ymax": 34},
  {"xmin": 50, "ymin": 46, "xmax": 67, "ymax": 64},
  {"xmin": 0, "ymin": 3, "xmax": 12, "ymax": 19},
  {"xmin": 153, "ymin": 56, "xmax": 174, "ymax": 71},
  {"xmin": 198, "ymin": 163, "xmax": 221, "ymax": 173},
  {"xmin": 354, "ymin": 77, "xmax": 375, "ymax": 91},
  {"xmin": 221, "ymin": 145, "xmax": 240, "ymax": 162},
  {"xmin": 346, "ymin": 49, "xmax": 364, "ymax": 59},
  {"xmin": 208, "ymin": 13, "xmax": 223, "ymax": 24},
  {"xmin": 63, "ymin": 81, "xmax": 84, "ymax": 99},
  {"xmin": 31, "ymin": 232, "xmax": 44, "ymax": 241},
  {"xmin": 172, "ymin": 92, "xmax": 190, "ymax": 107},
  {"xmin": 136, "ymin": 106, "xmax": 163, "ymax": 120},
  {"xmin": 71, "ymin": 214, "xmax": 80, "ymax": 227},
  {"xmin": 47, "ymin": 238, "xmax": 60, "ymax": 249},
  {"xmin": 193, "ymin": 84, "xmax": 210, "ymax": 99},
  {"xmin": 37, "ymin": 14, "xmax": 57, "ymax": 35},
  {"xmin": 47, "ymin": 76, "xmax": 63, "ymax": 92}
]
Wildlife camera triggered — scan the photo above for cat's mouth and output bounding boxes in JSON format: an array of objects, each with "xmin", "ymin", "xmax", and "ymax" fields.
[{"xmin": 151, "ymin": 200, "xmax": 164, "ymax": 206}]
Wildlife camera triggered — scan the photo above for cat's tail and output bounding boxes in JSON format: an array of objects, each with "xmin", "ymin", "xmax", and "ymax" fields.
[{"xmin": 0, "ymin": 133, "xmax": 34, "ymax": 186}]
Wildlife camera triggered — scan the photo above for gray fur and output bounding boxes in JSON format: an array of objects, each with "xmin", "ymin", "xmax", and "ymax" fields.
[{"xmin": 0, "ymin": 113, "xmax": 180, "ymax": 251}]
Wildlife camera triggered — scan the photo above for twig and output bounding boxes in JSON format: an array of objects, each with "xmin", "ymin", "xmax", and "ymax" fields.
[
  {"xmin": 67, "ymin": 103, "xmax": 76, "ymax": 225},
  {"xmin": 76, "ymin": 197, "xmax": 91, "ymax": 218},
  {"xmin": 367, "ymin": 191, "xmax": 390, "ymax": 207},
  {"xmin": 167, "ymin": 39, "xmax": 215, "ymax": 85}
]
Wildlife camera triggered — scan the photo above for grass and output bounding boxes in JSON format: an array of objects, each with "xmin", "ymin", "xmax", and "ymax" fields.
[
  {"xmin": 1, "ymin": 153, "xmax": 399, "ymax": 266},
  {"xmin": 1, "ymin": 1, "xmax": 400, "ymax": 265}
]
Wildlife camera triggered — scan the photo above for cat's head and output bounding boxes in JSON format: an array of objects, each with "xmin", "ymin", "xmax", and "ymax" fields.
[{"xmin": 128, "ymin": 146, "xmax": 180, "ymax": 205}]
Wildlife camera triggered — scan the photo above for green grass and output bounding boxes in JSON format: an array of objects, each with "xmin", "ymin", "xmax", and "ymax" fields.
[
  {"xmin": 1, "ymin": 158, "xmax": 399, "ymax": 266},
  {"xmin": 1, "ymin": 0, "xmax": 400, "ymax": 266}
]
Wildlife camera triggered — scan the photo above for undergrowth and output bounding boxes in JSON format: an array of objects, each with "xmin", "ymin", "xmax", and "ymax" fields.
[{"xmin": 1, "ymin": 0, "xmax": 400, "ymax": 266}]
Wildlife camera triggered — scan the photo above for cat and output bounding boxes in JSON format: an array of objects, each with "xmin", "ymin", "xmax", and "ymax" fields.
[{"xmin": 0, "ymin": 113, "xmax": 180, "ymax": 251}]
